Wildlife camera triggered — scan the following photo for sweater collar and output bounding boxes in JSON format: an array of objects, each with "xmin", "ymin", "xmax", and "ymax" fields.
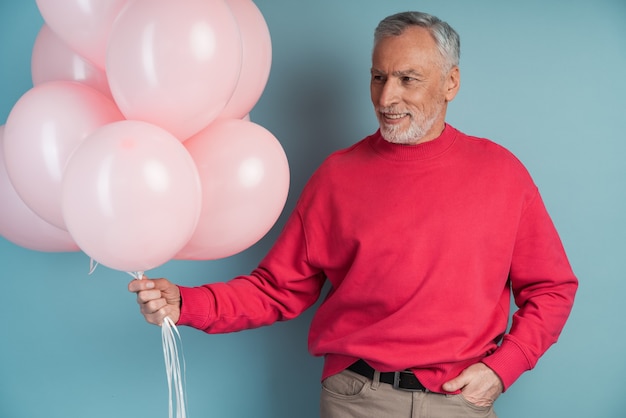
[{"xmin": 368, "ymin": 124, "xmax": 457, "ymax": 161}]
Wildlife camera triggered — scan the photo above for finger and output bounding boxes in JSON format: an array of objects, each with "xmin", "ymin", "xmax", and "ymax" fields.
[
  {"xmin": 141, "ymin": 298, "xmax": 168, "ymax": 315},
  {"xmin": 151, "ymin": 278, "xmax": 175, "ymax": 292},
  {"xmin": 136, "ymin": 289, "xmax": 163, "ymax": 304},
  {"xmin": 144, "ymin": 305, "xmax": 177, "ymax": 326},
  {"xmin": 143, "ymin": 310, "xmax": 166, "ymax": 326},
  {"xmin": 442, "ymin": 373, "xmax": 468, "ymax": 392},
  {"xmin": 442, "ymin": 380, "xmax": 461, "ymax": 392},
  {"xmin": 128, "ymin": 278, "xmax": 156, "ymax": 293}
]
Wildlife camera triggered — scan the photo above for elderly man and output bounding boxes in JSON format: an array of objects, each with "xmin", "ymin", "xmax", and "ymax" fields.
[{"xmin": 130, "ymin": 11, "xmax": 577, "ymax": 418}]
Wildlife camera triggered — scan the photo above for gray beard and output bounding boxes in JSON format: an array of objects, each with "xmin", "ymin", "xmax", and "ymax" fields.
[{"xmin": 378, "ymin": 106, "xmax": 442, "ymax": 145}]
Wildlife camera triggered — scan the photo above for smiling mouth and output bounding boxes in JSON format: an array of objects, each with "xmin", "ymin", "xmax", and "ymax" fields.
[{"xmin": 380, "ymin": 112, "xmax": 410, "ymax": 123}]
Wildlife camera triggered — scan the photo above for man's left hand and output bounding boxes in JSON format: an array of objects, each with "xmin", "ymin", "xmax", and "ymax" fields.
[{"xmin": 442, "ymin": 362, "xmax": 503, "ymax": 407}]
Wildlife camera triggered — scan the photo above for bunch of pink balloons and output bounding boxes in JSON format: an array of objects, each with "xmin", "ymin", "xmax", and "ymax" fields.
[{"xmin": 1, "ymin": 0, "xmax": 289, "ymax": 273}]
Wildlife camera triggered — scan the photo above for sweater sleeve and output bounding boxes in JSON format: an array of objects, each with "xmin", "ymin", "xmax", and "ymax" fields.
[
  {"xmin": 482, "ymin": 190, "xmax": 578, "ymax": 390},
  {"xmin": 177, "ymin": 208, "xmax": 326, "ymax": 333}
]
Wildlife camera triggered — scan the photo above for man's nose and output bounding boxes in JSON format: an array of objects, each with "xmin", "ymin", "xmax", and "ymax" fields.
[{"xmin": 377, "ymin": 80, "xmax": 400, "ymax": 108}]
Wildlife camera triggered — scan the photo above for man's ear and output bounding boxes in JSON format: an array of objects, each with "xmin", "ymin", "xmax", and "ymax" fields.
[{"xmin": 445, "ymin": 66, "xmax": 460, "ymax": 102}]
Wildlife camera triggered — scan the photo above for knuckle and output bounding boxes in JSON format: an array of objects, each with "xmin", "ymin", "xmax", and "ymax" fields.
[
  {"xmin": 136, "ymin": 290, "xmax": 150, "ymax": 302},
  {"xmin": 137, "ymin": 289, "xmax": 159, "ymax": 303},
  {"xmin": 145, "ymin": 300, "xmax": 160, "ymax": 312},
  {"xmin": 144, "ymin": 311, "xmax": 163, "ymax": 326}
]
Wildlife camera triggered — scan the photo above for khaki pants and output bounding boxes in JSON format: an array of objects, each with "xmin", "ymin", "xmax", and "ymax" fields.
[{"xmin": 320, "ymin": 369, "xmax": 497, "ymax": 418}]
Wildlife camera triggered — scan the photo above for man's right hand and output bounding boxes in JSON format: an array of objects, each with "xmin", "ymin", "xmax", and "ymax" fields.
[{"xmin": 128, "ymin": 277, "xmax": 181, "ymax": 326}]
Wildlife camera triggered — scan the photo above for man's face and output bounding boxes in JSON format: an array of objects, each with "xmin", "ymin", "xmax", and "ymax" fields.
[{"xmin": 370, "ymin": 26, "xmax": 459, "ymax": 145}]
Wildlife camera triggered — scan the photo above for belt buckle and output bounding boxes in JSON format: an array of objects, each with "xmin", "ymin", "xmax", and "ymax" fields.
[{"xmin": 392, "ymin": 371, "xmax": 426, "ymax": 392}]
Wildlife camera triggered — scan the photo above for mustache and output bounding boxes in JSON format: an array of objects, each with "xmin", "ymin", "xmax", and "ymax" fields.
[{"xmin": 376, "ymin": 107, "xmax": 412, "ymax": 116}]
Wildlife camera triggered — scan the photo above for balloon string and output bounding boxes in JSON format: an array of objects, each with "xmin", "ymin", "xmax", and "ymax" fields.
[
  {"xmin": 162, "ymin": 316, "xmax": 188, "ymax": 418},
  {"xmin": 90, "ymin": 267, "xmax": 188, "ymax": 416},
  {"xmin": 128, "ymin": 271, "xmax": 145, "ymax": 280},
  {"xmin": 127, "ymin": 271, "xmax": 187, "ymax": 417},
  {"xmin": 89, "ymin": 259, "xmax": 99, "ymax": 275}
]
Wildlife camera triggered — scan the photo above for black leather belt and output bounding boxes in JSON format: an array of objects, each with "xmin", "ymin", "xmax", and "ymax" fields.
[{"xmin": 348, "ymin": 359, "xmax": 429, "ymax": 392}]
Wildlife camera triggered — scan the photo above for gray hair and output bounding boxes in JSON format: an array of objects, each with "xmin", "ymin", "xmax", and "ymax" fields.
[{"xmin": 374, "ymin": 11, "xmax": 460, "ymax": 71}]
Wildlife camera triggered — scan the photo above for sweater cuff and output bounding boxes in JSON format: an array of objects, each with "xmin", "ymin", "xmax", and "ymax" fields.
[
  {"xmin": 481, "ymin": 338, "xmax": 532, "ymax": 391},
  {"xmin": 177, "ymin": 285, "xmax": 216, "ymax": 330}
]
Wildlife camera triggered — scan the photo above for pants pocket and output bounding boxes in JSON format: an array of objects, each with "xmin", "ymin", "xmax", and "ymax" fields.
[
  {"xmin": 321, "ymin": 370, "xmax": 370, "ymax": 400},
  {"xmin": 448, "ymin": 394, "xmax": 497, "ymax": 418}
]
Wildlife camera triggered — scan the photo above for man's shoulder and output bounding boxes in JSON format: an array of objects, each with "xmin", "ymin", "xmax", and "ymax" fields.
[
  {"xmin": 450, "ymin": 127, "xmax": 536, "ymax": 188},
  {"xmin": 316, "ymin": 134, "xmax": 373, "ymax": 168},
  {"xmin": 454, "ymin": 129, "xmax": 526, "ymax": 166}
]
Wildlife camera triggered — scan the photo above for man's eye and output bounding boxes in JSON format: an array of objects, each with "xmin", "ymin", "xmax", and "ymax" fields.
[
  {"xmin": 402, "ymin": 76, "xmax": 416, "ymax": 83},
  {"xmin": 371, "ymin": 74, "xmax": 385, "ymax": 83}
]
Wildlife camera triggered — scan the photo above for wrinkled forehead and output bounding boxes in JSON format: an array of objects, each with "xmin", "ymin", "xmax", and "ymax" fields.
[{"xmin": 372, "ymin": 27, "xmax": 444, "ymax": 70}]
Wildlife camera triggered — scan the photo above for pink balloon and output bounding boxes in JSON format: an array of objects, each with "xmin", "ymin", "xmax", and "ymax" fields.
[
  {"xmin": 177, "ymin": 119, "xmax": 289, "ymax": 260},
  {"xmin": 219, "ymin": 0, "xmax": 272, "ymax": 119},
  {"xmin": 107, "ymin": 0, "xmax": 243, "ymax": 140},
  {"xmin": 3, "ymin": 81, "xmax": 125, "ymax": 229},
  {"xmin": 62, "ymin": 120, "xmax": 202, "ymax": 272},
  {"xmin": 0, "ymin": 126, "xmax": 78, "ymax": 252},
  {"xmin": 35, "ymin": 0, "xmax": 128, "ymax": 69},
  {"xmin": 32, "ymin": 24, "xmax": 112, "ymax": 98}
]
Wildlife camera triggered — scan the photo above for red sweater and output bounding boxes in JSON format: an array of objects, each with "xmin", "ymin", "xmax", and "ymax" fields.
[{"xmin": 178, "ymin": 124, "xmax": 577, "ymax": 393}]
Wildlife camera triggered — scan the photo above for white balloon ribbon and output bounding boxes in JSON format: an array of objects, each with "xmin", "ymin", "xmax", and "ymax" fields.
[
  {"xmin": 89, "ymin": 258, "xmax": 99, "ymax": 275},
  {"xmin": 129, "ymin": 271, "xmax": 188, "ymax": 418},
  {"xmin": 162, "ymin": 315, "xmax": 188, "ymax": 418}
]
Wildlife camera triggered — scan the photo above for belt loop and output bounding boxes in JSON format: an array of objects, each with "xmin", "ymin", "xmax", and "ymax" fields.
[{"xmin": 371, "ymin": 370, "xmax": 381, "ymax": 390}]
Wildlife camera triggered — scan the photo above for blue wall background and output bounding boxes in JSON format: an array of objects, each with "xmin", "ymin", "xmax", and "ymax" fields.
[{"xmin": 1, "ymin": 1, "xmax": 625, "ymax": 417}]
